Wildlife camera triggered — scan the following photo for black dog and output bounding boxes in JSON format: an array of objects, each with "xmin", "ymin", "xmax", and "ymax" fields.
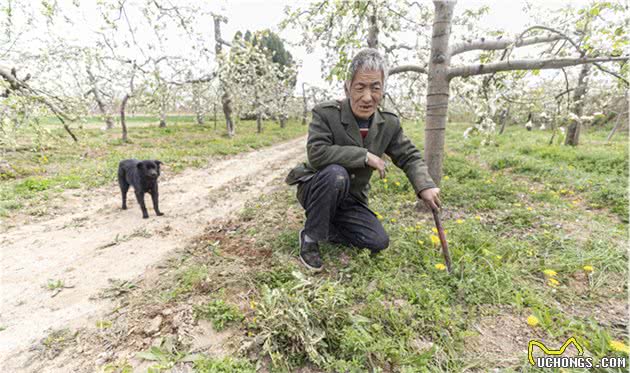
[{"xmin": 118, "ymin": 159, "xmax": 164, "ymax": 219}]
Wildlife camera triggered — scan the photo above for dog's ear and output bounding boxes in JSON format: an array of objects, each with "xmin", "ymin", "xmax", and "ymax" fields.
[
  {"xmin": 154, "ymin": 160, "xmax": 163, "ymax": 165},
  {"xmin": 137, "ymin": 161, "xmax": 144, "ymax": 169}
]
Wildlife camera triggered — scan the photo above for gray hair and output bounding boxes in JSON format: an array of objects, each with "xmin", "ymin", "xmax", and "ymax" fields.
[{"xmin": 347, "ymin": 48, "xmax": 388, "ymax": 88}]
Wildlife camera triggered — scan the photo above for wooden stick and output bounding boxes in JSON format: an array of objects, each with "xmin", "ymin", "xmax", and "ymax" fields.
[{"xmin": 432, "ymin": 208, "xmax": 452, "ymax": 274}]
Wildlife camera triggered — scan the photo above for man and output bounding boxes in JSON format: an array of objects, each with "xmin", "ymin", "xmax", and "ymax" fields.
[{"xmin": 285, "ymin": 48, "xmax": 441, "ymax": 272}]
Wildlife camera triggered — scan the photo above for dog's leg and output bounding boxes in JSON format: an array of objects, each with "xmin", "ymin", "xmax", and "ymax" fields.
[
  {"xmin": 135, "ymin": 191, "xmax": 149, "ymax": 219},
  {"xmin": 119, "ymin": 177, "xmax": 130, "ymax": 210},
  {"xmin": 151, "ymin": 185, "xmax": 164, "ymax": 216}
]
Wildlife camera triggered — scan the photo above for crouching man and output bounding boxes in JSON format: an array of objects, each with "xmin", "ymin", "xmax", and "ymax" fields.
[{"xmin": 285, "ymin": 48, "xmax": 441, "ymax": 271}]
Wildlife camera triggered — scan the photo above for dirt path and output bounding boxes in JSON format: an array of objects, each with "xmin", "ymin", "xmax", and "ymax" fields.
[{"xmin": 0, "ymin": 136, "xmax": 306, "ymax": 370}]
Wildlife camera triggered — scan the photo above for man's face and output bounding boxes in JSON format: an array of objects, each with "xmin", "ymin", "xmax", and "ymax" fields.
[{"xmin": 348, "ymin": 69, "xmax": 384, "ymax": 120}]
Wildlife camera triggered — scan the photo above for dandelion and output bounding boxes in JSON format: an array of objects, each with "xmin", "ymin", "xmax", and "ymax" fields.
[
  {"xmin": 514, "ymin": 203, "xmax": 522, "ymax": 207},
  {"xmin": 443, "ymin": 176, "xmax": 450, "ymax": 180},
  {"xmin": 376, "ymin": 213, "xmax": 384, "ymax": 221},
  {"xmin": 390, "ymin": 218, "xmax": 397, "ymax": 223},
  {"xmin": 432, "ymin": 227, "xmax": 438, "ymax": 233},
  {"xmin": 543, "ymin": 269, "xmax": 557, "ymax": 277},
  {"xmin": 417, "ymin": 240, "xmax": 424, "ymax": 245},
  {"xmin": 572, "ymin": 200, "xmax": 579, "ymax": 205},
  {"xmin": 527, "ymin": 207, "xmax": 533, "ymax": 211},
  {"xmin": 583, "ymin": 265, "xmax": 594, "ymax": 273},
  {"xmin": 475, "ymin": 215, "xmax": 482, "ymax": 220},
  {"xmin": 395, "ymin": 181, "xmax": 401, "ymax": 187},
  {"xmin": 609, "ymin": 340, "xmax": 630, "ymax": 354},
  {"xmin": 456, "ymin": 219, "xmax": 464, "ymax": 224},
  {"xmin": 430, "ymin": 235, "xmax": 440, "ymax": 245},
  {"xmin": 560, "ymin": 189, "xmax": 567, "ymax": 194},
  {"xmin": 383, "ymin": 178, "xmax": 388, "ymax": 183},
  {"xmin": 250, "ymin": 301, "xmax": 257, "ymax": 310},
  {"xmin": 384, "ymin": 185, "xmax": 389, "ymax": 190},
  {"xmin": 435, "ymin": 263, "xmax": 446, "ymax": 271},
  {"xmin": 547, "ymin": 278, "xmax": 560, "ymax": 287},
  {"xmin": 527, "ymin": 315, "xmax": 539, "ymax": 327}
]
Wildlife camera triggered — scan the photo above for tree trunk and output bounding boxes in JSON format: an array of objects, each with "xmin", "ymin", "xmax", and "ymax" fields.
[
  {"xmin": 120, "ymin": 94, "xmax": 130, "ymax": 142},
  {"xmin": 280, "ymin": 114, "xmax": 287, "ymax": 129},
  {"xmin": 302, "ymin": 82, "xmax": 308, "ymax": 125},
  {"xmin": 257, "ymin": 113, "xmax": 262, "ymax": 133},
  {"xmin": 213, "ymin": 102, "xmax": 217, "ymax": 130},
  {"xmin": 367, "ymin": 1, "xmax": 379, "ymax": 49},
  {"xmin": 607, "ymin": 91, "xmax": 629, "ymax": 142},
  {"xmin": 159, "ymin": 100, "xmax": 167, "ymax": 128},
  {"xmin": 423, "ymin": 0, "xmax": 455, "ymax": 187},
  {"xmin": 222, "ymin": 93, "xmax": 234, "ymax": 137},
  {"xmin": 565, "ymin": 64, "xmax": 590, "ymax": 146},
  {"xmin": 192, "ymin": 82, "xmax": 204, "ymax": 125},
  {"xmin": 497, "ymin": 106, "xmax": 510, "ymax": 135},
  {"xmin": 214, "ymin": 16, "xmax": 235, "ymax": 138},
  {"xmin": 86, "ymin": 68, "xmax": 114, "ymax": 129}
]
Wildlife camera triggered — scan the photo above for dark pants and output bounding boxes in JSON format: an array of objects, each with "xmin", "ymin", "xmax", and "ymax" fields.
[{"xmin": 297, "ymin": 164, "xmax": 389, "ymax": 253}]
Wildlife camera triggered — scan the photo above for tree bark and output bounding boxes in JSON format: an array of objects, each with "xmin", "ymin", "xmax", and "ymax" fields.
[
  {"xmin": 86, "ymin": 67, "xmax": 114, "ymax": 130},
  {"xmin": 214, "ymin": 15, "xmax": 235, "ymax": 138},
  {"xmin": 423, "ymin": 0, "xmax": 455, "ymax": 187},
  {"xmin": 302, "ymin": 82, "xmax": 308, "ymax": 125},
  {"xmin": 120, "ymin": 94, "xmax": 130, "ymax": 142},
  {"xmin": 607, "ymin": 91, "xmax": 628, "ymax": 142},
  {"xmin": 257, "ymin": 113, "xmax": 263, "ymax": 133},
  {"xmin": 565, "ymin": 64, "xmax": 590, "ymax": 145},
  {"xmin": 367, "ymin": 1, "xmax": 379, "ymax": 49},
  {"xmin": 159, "ymin": 95, "xmax": 167, "ymax": 128},
  {"xmin": 192, "ymin": 82, "xmax": 204, "ymax": 124},
  {"xmin": 449, "ymin": 56, "xmax": 626, "ymax": 79}
]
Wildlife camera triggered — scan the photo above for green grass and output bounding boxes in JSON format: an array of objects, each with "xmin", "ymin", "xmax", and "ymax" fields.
[
  {"xmin": 0, "ymin": 115, "xmax": 306, "ymax": 217},
  {"xmin": 201, "ymin": 121, "xmax": 628, "ymax": 371}
]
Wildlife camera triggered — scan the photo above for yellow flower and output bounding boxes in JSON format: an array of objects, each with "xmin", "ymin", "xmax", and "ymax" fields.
[
  {"xmin": 383, "ymin": 178, "xmax": 388, "ymax": 183},
  {"xmin": 390, "ymin": 218, "xmax": 397, "ymax": 223},
  {"xmin": 514, "ymin": 203, "xmax": 522, "ymax": 207},
  {"xmin": 435, "ymin": 263, "xmax": 446, "ymax": 271},
  {"xmin": 527, "ymin": 207, "xmax": 533, "ymax": 211},
  {"xmin": 376, "ymin": 214, "xmax": 384, "ymax": 221},
  {"xmin": 456, "ymin": 219, "xmax": 464, "ymax": 224},
  {"xmin": 384, "ymin": 185, "xmax": 389, "ymax": 190},
  {"xmin": 443, "ymin": 175, "xmax": 450, "ymax": 180},
  {"xmin": 572, "ymin": 200, "xmax": 579, "ymax": 205},
  {"xmin": 560, "ymin": 189, "xmax": 567, "ymax": 194},
  {"xmin": 495, "ymin": 255, "xmax": 502, "ymax": 260},
  {"xmin": 609, "ymin": 340, "xmax": 630, "ymax": 354},
  {"xmin": 547, "ymin": 278, "xmax": 560, "ymax": 287},
  {"xmin": 432, "ymin": 227, "xmax": 438, "ymax": 233},
  {"xmin": 527, "ymin": 315, "xmax": 539, "ymax": 327},
  {"xmin": 395, "ymin": 181, "xmax": 401, "ymax": 186},
  {"xmin": 430, "ymin": 235, "xmax": 440, "ymax": 245},
  {"xmin": 583, "ymin": 265, "xmax": 594, "ymax": 272},
  {"xmin": 543, "ymin": 269, "xmax": 557, "ymax": 277},
  {"xmin": 250, "ymin": 301, "xmax": 257, "ymax": 309},
  {"xmin": 417, "ymin": 240, "xmax": 424, "ymax": 245},
  {"xmin": 475, "ymin": 215, "xmax": 482, "ymax": 220}
]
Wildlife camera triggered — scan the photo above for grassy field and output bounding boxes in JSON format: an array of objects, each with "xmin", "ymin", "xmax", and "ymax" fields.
[
  {"xmin": 0, "ymin": 115, "xmax": 306, "ymax": 217},
  {"xmin": 131, "ymin": 121, "xmax": 629, "ymax": 372}
]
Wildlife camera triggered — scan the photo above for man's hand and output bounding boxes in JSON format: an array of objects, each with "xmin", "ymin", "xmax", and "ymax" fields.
[
  {"xmin": 366, "ymin": 152, "xmax": 387, "ymax": 178},
  {"xmin": 419, "ymin": 187, "xmax": 441, "ymax": 211}
]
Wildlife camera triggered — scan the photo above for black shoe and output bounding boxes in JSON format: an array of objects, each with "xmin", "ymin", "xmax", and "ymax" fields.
[{"xmin": 299, "ymin": 229, "xmax": 323, "ymax": 272}]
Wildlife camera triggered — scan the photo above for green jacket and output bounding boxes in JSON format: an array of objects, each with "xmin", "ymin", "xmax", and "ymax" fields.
[{"xmin": 285, "ymin": 98, "xmax": 436, "ymax": 205}]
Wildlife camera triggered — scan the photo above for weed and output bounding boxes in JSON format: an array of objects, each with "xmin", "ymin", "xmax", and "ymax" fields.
[{"xmin": 194, "ymin": 299, "xmax": 244, "ymax": 331}]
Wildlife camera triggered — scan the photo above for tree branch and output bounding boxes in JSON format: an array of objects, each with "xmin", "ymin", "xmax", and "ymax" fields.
[
  {"xmin": 450, "ymin": 34, "xmax": 563, "ymax": 56},
  {"xmin": 388, "ymin": 64, "xmax": 427, "ymax": 76},
  {"xmin": 448, "ymin": 56, "xmax": 628, "ymax": 79}
]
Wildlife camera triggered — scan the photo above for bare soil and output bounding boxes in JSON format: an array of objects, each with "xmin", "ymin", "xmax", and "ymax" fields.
[{"xmin": 0, "ymin": 136, "xmax": 306, "ymax": 372}]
